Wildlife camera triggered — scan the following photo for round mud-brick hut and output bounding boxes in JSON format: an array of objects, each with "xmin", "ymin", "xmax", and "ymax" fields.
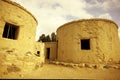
[
  {"xmin": 0, "ymin": 0, "xmax": 45, "ymax": 75},
  {"xmin": 57, "ymin": 19, "xmax": 120, "ymax": 64},
  {"xmin": 0, "ymin": 0, "xmax": 37, "ymax": 55}
]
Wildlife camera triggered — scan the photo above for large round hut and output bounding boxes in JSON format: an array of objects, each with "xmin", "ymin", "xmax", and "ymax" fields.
[{"xmin": 57, "ymin": 19, "xmax": 120, "ymax": 64}]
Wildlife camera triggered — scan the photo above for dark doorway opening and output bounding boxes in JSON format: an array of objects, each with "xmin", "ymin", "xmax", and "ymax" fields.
[
  {"xmin": 46, "ymin": 48, "xmax": 50, "ymax": 59},
  {"xmin": 81, "ymin": 39, "xmax": 90, "ymax": 50}
]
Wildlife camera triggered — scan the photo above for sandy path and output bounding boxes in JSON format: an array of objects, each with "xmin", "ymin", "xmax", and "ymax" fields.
[{"xmin": 22, "ymin": 63, "xmax": 120, "ymax": 79}]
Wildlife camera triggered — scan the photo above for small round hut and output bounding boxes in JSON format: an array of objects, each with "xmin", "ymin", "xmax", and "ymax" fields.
[
  {"xmin": 57, "ymin": 19, "xmax": 120, "ymax": 64},
  {"xmin": 0, "ymin": 0, "xmax": 44, "ymax": 74}
]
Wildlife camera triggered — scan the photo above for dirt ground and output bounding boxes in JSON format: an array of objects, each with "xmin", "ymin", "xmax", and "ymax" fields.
[{"xmin": 1, "ymin": 63, "xmax": 120, "ymax": 79}]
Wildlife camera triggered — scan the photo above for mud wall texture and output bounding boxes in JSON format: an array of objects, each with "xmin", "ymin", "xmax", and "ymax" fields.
[
  {"xmin": 57, "ymin": 19, "xmax": 120, "ymax": 64},
  {"xmin": 35, "ymin": 42, "xmax": 45, "ymax": 63}
]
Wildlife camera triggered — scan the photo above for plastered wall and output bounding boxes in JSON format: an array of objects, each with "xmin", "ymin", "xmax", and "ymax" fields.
[{"xmin": 44, "ymin": 42, "xmax": 57, "ymax": 61}]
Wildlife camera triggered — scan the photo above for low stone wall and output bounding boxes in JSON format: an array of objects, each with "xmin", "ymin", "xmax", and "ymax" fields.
[{"xmin": 49, "ymin": 61, "xmax": 120, "ymax": 69}]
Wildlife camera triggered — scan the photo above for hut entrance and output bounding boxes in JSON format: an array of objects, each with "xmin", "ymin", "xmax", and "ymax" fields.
[{"xmin": 46, "ymin": 48, "xmax": 50, "ymax": 59}]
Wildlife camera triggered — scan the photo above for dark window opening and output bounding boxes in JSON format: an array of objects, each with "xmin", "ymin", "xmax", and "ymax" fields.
[
  {"xmin": 2, "ymin": 23, "xmax": 19, "ymax": 40},
  {"xmin": 46, "ymin": 48, "xmax": 50, "ymax": 59},
  {"xmin": 81, "ymin": 39, "xmax": 90, "ymax": 50},
  {"xmin": 36, "ymin": 51, "xmax": 40, "ymax": 57}
]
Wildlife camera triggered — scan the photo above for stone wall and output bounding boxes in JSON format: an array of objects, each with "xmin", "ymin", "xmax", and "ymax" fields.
[
  {"xmin": 0, "ymin": 43, "xmax": 44, "ymax": 78},
  {"xmin": 34, "ymin": 42, "xmax": 45, "ymax": 63},
  {"xmin": 57, "ymin": 19, "xmax": 120, "ymax": 64}
]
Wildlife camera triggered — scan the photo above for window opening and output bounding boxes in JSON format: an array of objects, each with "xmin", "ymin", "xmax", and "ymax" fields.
[
  {"xmin": 36, "ymin": 51, "xmax": 40, "ymax": 57},
  {"xmin": 81, "ymin": 39, "xmax": 90, "ymax": 50},
  {"xmin": 2, "ymin": 23, "xmax": 19, "ymax": 39}
]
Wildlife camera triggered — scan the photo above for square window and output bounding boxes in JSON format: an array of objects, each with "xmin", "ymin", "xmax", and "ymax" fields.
[
  {"xmin": 81, "ymin": 39, "xmax": 90, "ymax": 50},
  {"xmin": 2, "ymin": 23, "xmax": 19, "ymax": 40}
]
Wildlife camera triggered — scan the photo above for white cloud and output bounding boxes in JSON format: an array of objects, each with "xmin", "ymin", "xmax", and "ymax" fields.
[
  {"xmin": 99, "ymin": 13, "xmax": 112, "ymax": 20},
  {"xmin": 85, "ymin": 0, "xmax": 120, "ymax": 11},
  {"xmin": 102, "ymin": 0, "xmax": 120, "ymax": 11},
  {"xmin": 11, "ymin": 0, "xmax": 94, "ymax": 40},
  {"xmin": 86, "ymin": 0, "xmax": 102, "ymax": 9}
]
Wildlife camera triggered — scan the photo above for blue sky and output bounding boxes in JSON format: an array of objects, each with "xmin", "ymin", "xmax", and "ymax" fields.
[{"xmin": 11, "ymin": 0, "xmax": 120, "ymax": 40}]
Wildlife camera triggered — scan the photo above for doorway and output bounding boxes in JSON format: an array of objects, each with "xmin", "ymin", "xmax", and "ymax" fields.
[{"xmin": 46, "ymin": 48, "xmax": 50, "ymax": 59}]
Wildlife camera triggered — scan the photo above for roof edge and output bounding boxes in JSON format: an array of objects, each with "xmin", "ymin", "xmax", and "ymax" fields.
[
  {"xmin": 2, "ymin": 0, "xmax": 38, "ymax": 25},
  {"xmin": 57, "ymin": 18, "xmax": 118, "ymax": 31}
]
